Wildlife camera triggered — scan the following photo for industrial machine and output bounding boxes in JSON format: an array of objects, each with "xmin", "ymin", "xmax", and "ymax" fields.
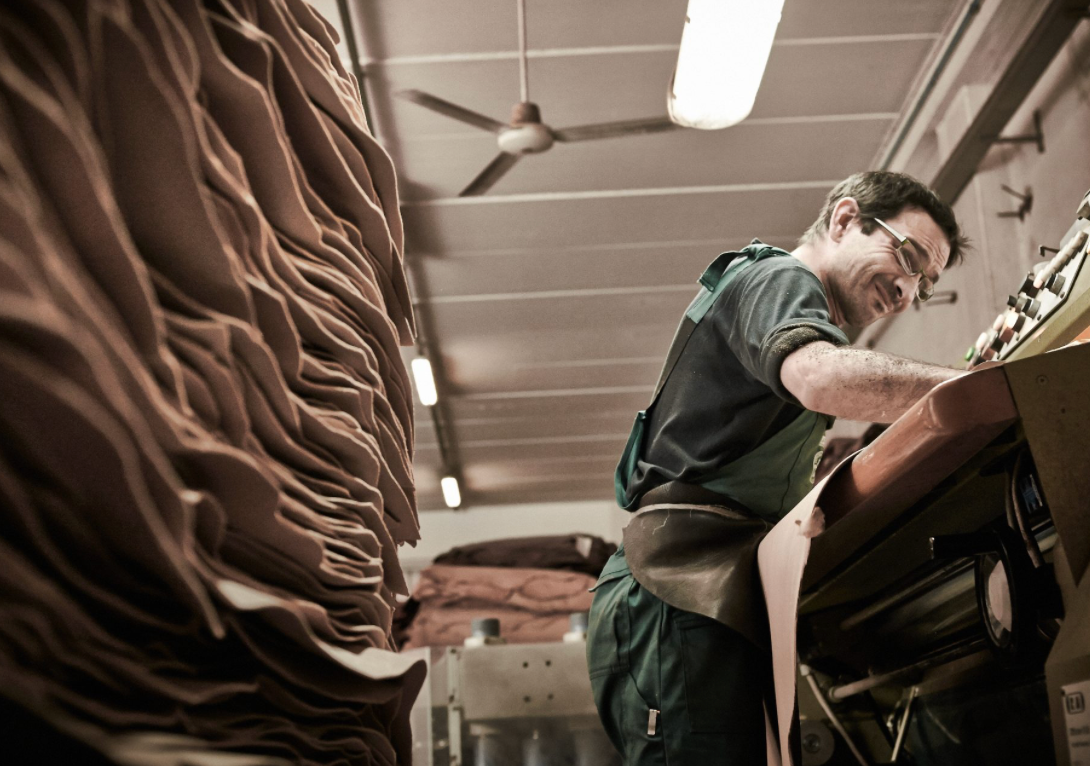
[
  {"xmin": 403, "ymin": 617, "xmax": 619, "ymax": 766},
  {"xmin": 968, "ymin": 193, "xmax": 1090, "ymax": 365},
  {"xmin": 795, "ymin": 192, "xmax": 1090, "ymax": 765}
]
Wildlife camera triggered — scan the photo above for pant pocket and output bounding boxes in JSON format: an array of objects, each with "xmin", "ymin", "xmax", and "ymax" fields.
[
  {"xmin": 586, "ymin": 574, "xmax": 631, "ymax": 678},
  {"xmin": 676, "ymin": 613, "xmax": 764, "ymax": 734},
  {"xmin": 588, "ymin": 667, "xmax": 629, "ymax": 758}
]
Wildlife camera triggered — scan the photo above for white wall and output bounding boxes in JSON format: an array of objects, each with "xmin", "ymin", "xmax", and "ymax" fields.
[{"xmin": 861, "ymin": 24, "xmax": 1090, "ymax": 363}]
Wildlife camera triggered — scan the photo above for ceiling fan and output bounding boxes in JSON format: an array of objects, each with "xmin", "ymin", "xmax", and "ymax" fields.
[{"xmin": 395, "ymin": 0, "xmax": 680, "ymax": 196}]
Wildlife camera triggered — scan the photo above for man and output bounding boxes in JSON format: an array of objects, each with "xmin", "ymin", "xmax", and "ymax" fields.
[{"xmin": 588, "ymin": 171, "xmax": 970, "ymax": 765}]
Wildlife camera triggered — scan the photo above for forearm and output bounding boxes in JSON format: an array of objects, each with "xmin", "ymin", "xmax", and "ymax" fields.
[{"xmin": 781, "ymin": 341, "xmax": 963, "ymax": 423}]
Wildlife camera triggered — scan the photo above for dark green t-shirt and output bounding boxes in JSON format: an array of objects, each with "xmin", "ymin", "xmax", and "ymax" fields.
[{"xmin": 624, "ymin": 243, "xmax": 850, "ymax": 506}]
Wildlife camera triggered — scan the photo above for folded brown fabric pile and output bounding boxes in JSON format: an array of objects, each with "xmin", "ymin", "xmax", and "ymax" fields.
[
  {"xmin": 0, "ymin": 1, "xmax": 423, "ymax": 763},
  {"xmin": 398, "ymin": 565, "xmax": 596, "ymax": 649},
  {"xmin": 433, "ymin": 533, "xmax": 617, "ymax": 577}
]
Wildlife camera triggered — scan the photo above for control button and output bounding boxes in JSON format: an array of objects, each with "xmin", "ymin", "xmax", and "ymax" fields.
[
  {"xmin": 1011, "ymin": 314, "xmax": 1026, "ymax": 332},
  {"xmin": 964, "ymin": 346, "xmax": 977, "ymax": 362},
  {"xmin": 1019, "ymin": 276, "xmax": 1039, "ymax": 297},
  {"xmin": 1006, "ymin": 294, "xmax": 1018, "ymax": 308},
  {"xmin": 992, "ymin": 314, "xmax": 1006, "ymax": 331},
  {"xmin": 1025, "ymin": 299, "xmax": 1042, "ymax": 318},
  {"xmin": 1015, "ymin": 296, "xmax": 1029, "ymax": 312},
  {"xmin": 999, "ymin": 324, "xmax": 1015, "ymax": 343},
  {"xmin": 974, "ymin": 331, "xmax": 989, "ymax": 354},
  {"xmin": 1047, "ymin": 274, "xmax": 1066, "ymax": 293}
]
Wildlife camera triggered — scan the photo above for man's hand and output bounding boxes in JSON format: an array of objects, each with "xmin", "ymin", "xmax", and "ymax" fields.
[{"xmin": 780, "ymin": 341, "xmax": 963, "ymax": 423}]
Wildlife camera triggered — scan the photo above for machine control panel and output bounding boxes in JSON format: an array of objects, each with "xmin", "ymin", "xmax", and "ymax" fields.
[{"xmin": 967, "ymin": 192, "xmax": 1090, "ymax": 367}]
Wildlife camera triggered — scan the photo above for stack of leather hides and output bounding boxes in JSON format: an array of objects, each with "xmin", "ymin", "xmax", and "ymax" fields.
[
  {"xmin": 398, "ymin": 535, "xmax": 615, "ymax": 648},
  {"xmin": 0, "ymin": 0, "xmax": 423, "ymax": 764},
  {"xmin": 398, "ymin": 565, "xmax": 598, "ymax": 649}
]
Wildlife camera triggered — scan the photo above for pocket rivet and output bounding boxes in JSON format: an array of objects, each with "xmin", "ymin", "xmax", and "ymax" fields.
[{"xmin": 647, "ymin": 709, "xmax": 660, "ymax": 736}]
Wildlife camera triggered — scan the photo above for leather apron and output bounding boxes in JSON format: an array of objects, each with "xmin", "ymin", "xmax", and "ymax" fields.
[{"xmin": 622, "ymin": 407, "xmax": 830, "ymax": 651}]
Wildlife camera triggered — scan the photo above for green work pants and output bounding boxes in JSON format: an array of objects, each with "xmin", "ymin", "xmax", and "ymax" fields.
[{"xmin": 586, "ymin": 551, "xmax": 771, "ymax": 765}]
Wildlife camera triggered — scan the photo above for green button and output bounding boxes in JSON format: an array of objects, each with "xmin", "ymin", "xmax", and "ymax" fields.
[{"xmin": 964, "ymin": 346, "xmax": 976, "ymax": 362}]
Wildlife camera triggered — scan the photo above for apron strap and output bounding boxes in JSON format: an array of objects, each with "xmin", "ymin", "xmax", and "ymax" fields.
[
  {"xmin": 615, "ymin": 243, "xmax": 791, "ymax": 510},
  {"xmin": 649, "ymin": 246, "xmax": 775, "ymax": 404}
]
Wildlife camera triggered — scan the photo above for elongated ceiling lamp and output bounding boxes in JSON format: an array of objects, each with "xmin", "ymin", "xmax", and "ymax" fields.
[
  {"xmin": 668, "ymin": 0, "xmax": 787, "ymax": 129},
  {"xmin": 411, "ymin": 357, "xmax": 438, "ymax": 406},
  {"xmin": 441, "ymin": 476, "xmax": 462, "ymax": 509}
]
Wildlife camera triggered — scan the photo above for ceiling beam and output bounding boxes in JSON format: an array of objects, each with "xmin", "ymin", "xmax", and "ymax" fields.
[
  {"xmin": 333, "ymin": 0, "xmax": 373, "ymax": 130},
  {"xmin": 404, "ymin": 259, "xmax": 466, "ymax": 503},
  {"xmin": 929, "ymin": 0, "xmax": 1088, "ymax": 204}
]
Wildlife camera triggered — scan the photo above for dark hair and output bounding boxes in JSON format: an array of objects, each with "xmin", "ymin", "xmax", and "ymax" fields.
[{"xmin": 800, "ymin": 171, "xmax": 969, "ymax": 267}]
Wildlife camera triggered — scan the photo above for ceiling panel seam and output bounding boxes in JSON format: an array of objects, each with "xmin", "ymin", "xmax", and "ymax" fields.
[
  {"xmin": 362, "ymin": 34, "xmax": 940, "ymax": 66},
  {"xmin": 397, "ymin": 112, "xmax": 899, "ymax": 145},
  {"xmin": 445, "ymin": 434, "xmax": 632, "ymax": 448},
  {"xmin": 407, "ymin": 237, "xmax": 797, "ymax": 258},
  {"xmin": 420, "ymin": 284, "xmax": 695, "ymax": 304},
  {"xmin": 402, "ymin": 179, "xmax": 840, "ymax": 207},
  {"xmin": 457, "ymin": 386, "xmax": 650, "ymax": 400},
  {"xmin": 512, "ymin": 356, "xmax": 662, "ymax": 368}
]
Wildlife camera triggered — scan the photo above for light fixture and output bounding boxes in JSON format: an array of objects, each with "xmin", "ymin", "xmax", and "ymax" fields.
[
  {"xmin": 411, "ymin": 357, "xmax": 438, "ymax": 406},
  {"xmin": 667, "ymin": 0, "xmax": 786, "ymax": 129},
  {"xmin": 441, "ymin": 476, "xmax": 462, "ymax": 509}
]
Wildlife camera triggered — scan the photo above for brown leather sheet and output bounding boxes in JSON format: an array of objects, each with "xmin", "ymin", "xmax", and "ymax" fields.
[
  {"xmin": 399, "ymin": 565, "xmax": 596, "ymax": 648},
  {"xmin": 402, "ymin": 606, "xmax": 580, "ymax": 650},
  {"xmin": 0, "ymin": 0, "xmax": 421, "ymax": 762},
  {"xmin": 433, "ymin": 533, "xmax": 618, "ymax": 576},
  {"xmin": 412, "ymin": 564, "xmax": 598, "ymax": 613}
]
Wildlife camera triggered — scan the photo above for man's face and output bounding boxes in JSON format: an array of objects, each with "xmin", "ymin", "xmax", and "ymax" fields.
[{"xmin": 827, "ymin": 204, "xmax": 951, "ymax": 328}]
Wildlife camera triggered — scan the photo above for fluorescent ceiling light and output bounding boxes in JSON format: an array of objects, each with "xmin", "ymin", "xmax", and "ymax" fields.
[
  {"xmin": 441, "ymin": 476, "xmax": 462, "ymax": 509},
  {"xmin": 668, "ymin": 0, "xmax": 786, "ymax": 129},
  {"xmin": 411, "ymin": 357, "xmax": 438, "ymax": 406}
]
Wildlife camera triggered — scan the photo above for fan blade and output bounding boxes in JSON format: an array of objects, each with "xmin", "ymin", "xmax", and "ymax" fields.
[
  {"xmin": 460, "ymin": 153, "xmax": 521, "ymax": 196},
  {"xmin": 395, "ymin": 89, "xmax": 508, "ymax": 133},
  {"xmin": 552, "ymin": 118, "xmax": 680, "ymax": 143}
]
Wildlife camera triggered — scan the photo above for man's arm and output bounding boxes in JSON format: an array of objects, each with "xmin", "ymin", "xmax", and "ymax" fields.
[{"xmin": 780, "ymin": 341, "xmax": 963, "ymax": 424}]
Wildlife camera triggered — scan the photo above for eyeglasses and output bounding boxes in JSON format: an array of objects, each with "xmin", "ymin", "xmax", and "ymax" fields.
[{"xmin": 871, "ymin": 217, "xmax": 935, "ymax": 302}]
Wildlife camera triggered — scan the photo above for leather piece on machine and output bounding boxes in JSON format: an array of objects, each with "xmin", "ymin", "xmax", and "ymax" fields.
[
  {"xmin": 757, "ymin": 476, "xmax": 834, "ymax": 766},
  {"xmin": 0, "ymin": 0, "xmax": 421, "ymax": 762},
  {"xmin": 623, "ymin": 503, "xmax": 774, "ymax": 650}
]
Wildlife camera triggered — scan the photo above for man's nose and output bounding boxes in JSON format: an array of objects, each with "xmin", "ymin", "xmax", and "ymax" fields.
[{"xmin": 891, "ymin": 274, "xmax": 916, "ymax": 310}]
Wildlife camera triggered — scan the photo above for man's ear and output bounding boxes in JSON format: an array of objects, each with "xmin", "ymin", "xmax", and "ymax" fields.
[{"xmin": 828, "ymin": 197, "xmax": 860, "ymax": 244}]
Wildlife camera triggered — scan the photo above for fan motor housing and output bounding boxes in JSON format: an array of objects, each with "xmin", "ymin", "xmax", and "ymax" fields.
[{"xmin": 498, "ymin": 123, "xmax": 554, "ymax": 154}]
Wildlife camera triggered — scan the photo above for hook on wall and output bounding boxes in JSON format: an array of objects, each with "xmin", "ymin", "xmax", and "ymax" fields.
[
  {"xmin": 997, "ymin": 185, "xmax": 1033, "ymax": 222},
  {"xmin": 914, "ymin": 290, "xmax": 958, "ymax": 310},
  {"xmin": 992, "ymin": 109, "xmax": 1045, "ymax": 154}
]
